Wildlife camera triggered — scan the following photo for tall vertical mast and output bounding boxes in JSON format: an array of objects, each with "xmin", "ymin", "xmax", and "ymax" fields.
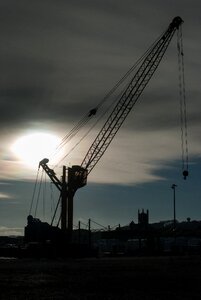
[{"xmin": 61, "ymin": 166, "xmax": 67, "ymax": 231}]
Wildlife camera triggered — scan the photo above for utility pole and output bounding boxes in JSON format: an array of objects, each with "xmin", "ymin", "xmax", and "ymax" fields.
[
  {"xmin": 171, "ymin": 184, "xmax": 177, "ymax": 231},
  {"xmin": 61, "ymin": 166, "xmax": 67, "ymax": 231},
  {"xmin": 78, "ymin": 220, "xmax": 81, "ymax": 245},
  {"xmin": 88, "ymin": 218, "xmax": 91, "ymax": 248}
]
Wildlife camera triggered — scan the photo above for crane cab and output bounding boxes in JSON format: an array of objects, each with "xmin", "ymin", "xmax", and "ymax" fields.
[{"xmin": 68, "ymin": 165, "xmax": 88, "ymax": 190}]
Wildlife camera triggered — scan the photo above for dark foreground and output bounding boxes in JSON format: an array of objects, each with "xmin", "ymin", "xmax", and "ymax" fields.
[{"xmin": 0, "ymin": 256, "xmax": 201, "ymax": 300}]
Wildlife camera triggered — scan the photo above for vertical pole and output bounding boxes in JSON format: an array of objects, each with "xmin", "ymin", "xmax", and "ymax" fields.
[
  {"xmin": 88, "ymin": 218, "xmax": 91, "ymax": 248},
  {"xmin": 61, "ymin": 166, "xmax": 67, "ymax": 231},
  {"xmin": 171, "ymin": 184, "xmax": 177, "ymax": 231},
  {"xmin": 67, "ymin": 190, "xmax": 74, "ymax": 234},
  {"xmin": 78, "ymin": 220, "xmax": 81, "ymax": 245},
  {"xmin": 173, "ymin": 188, "xmax": 176, "ymax": 230},
  {"xmin": 67, "ymin": 166, "xmax": 74, "ymax": 240}
]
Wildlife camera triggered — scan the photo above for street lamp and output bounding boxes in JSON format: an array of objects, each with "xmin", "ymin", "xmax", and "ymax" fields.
[{"xmin": 171, "ymin": 184, "xmax": 177, "ymax": 231}]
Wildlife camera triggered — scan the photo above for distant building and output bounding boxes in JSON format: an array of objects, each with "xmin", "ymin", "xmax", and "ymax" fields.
[{"xmin": 138, "ymin": 209, "xmax": 149, "ymax": 227}]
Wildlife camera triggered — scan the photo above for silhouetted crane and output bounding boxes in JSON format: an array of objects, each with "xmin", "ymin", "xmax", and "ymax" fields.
[{"xmin": 39, "ymin": 17, "xmax": 185, "ymax": 239}]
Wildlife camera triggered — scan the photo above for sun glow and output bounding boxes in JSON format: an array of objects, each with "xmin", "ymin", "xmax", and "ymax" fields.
[{"xmin": 11, "ymin": 132, "xmax": 61, "ymax": 169}]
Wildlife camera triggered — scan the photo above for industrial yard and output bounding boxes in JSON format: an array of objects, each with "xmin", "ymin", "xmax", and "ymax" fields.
[
  {"xmin": 0, "ymin": 4, "xmax": 200, "ymax": 299},
  {"xmin": 0, "ymin": 256, "xmax": 201, "ymax": 299}
]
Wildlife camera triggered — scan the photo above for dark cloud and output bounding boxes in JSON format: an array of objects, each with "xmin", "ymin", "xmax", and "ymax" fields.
[
  {"xmin": 0, "ymin": 44, "xmax": 57, "ymax": 127},
  {"xmin": 0, "ymin": 0, "xmax": 200, "ymax": 149}
]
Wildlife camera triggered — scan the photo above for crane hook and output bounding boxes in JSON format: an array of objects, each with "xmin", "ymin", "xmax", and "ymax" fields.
[{"xmin": 183, "ymin": 170, "xmax": 189, "ymax": 180}]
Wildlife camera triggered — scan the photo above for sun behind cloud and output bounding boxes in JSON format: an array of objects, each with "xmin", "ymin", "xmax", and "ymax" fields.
[{"xmin": 11, "ymin": 132, "xmax": 61, "ymax": 169}]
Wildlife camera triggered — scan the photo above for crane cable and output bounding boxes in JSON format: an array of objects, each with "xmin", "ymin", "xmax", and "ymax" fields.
[
  {"xmin": 54, "ymin": 86, "xmax": 126, "ymax": 167},
  {"xmin": 29, "ymin": 167, "xmax": 40, "ymax": 215},
  {"xmin": 51, "ymin": 194, "xmax": 61, "ymax": 226},
  {"xmin": 42, "ymin": 172, "xmax": 47, "ymax": 219},
  {"xmin": 55, "ymin": 111, "xmax": 91, "ymax": 153},
  {"xmin": 54, "ymin": 31, "xmax": 167, "ymax": 167},
  {"xmin": 177, "ymin": 25, "xmax": 189, "ymax": 179},
  {"xmin": 34, "ymin": 169, "xmax": 44, "ymax": 217},
  {"xmin": 95, "ymin": 29, "xmax": 167, "ymax": 111}
]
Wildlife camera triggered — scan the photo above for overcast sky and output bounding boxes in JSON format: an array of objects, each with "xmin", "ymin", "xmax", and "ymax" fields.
[{"xmin": 0, "ymin": 0, "xmax": 201, "ymax": 235}]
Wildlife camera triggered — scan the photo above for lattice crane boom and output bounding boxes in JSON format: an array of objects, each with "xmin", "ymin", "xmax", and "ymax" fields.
[
  {"xmin": 81, "ymin": 16, "xmax": 183, "ymax": 174},
  {"xmin": 39, "ymin": 158, "xmax": 62, "ymax": 191}
]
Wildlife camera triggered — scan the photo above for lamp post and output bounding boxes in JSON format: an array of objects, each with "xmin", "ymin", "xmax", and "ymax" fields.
[{"xmin": 171, "ymin": 184, "xmax": 177, "ymax": 231}]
